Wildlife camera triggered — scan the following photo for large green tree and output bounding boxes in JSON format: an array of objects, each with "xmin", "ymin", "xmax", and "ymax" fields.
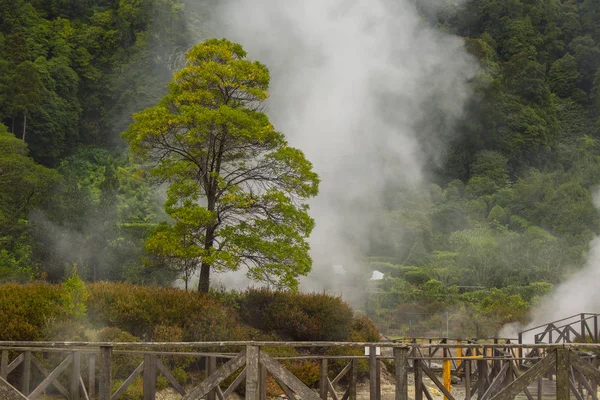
[{"xmin": 124, "ymin": 39, "xmax": 319, "ymax": 293}]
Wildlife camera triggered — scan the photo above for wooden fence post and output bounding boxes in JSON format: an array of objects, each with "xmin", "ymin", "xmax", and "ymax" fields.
[
  {"xmin": 320, "ymin": 358, "xmax": 328, "ymax": 400},
  {"xmin": 143, "ymin": 354, "xmax": 157, "ymax": 400},
  {"xmin": 464, "ymin": 359, "xmax": 471, "ymax": 400},
  {"xmin": 71, "ymin": 351, "xmax": 81, "ymax": 400},
  {"xmin": 99, "ymin": 346, "xmax": 112, "ymax": 400},
  {"xmin": 0, "ymin": 350, "xmax": 8, "ymax": 380},
  {"xmin": 414, "ymin": 358, "xmax": 423, "ymax": 400},
  {"xmin": 369, "ymin": 346, "xmax": 379, "ymax": 400},
  {"xmin": 477, "ymin": 358, "xmax": 487, "ymax": 400},
  {"xmin": 89, "ymin": 353, "xmax": 96, "ymax": 400},
  {"xmin": 260, "ymin": 363, "xmax": 267, "ymax": 400},
  {"xmin": 556, "ymin": 348, "xmax": 570, "ymax": 400},
  {"xmin": 21, "ymin": 350, "xmax": 31, "ymax": 396},
  {"xmin": 207, "ymin": 356, "xmax": 217, "ymax": 400},
  {"xmin": 394, "ymin": 347, "xmax": 408, "ymax": 400},
  {"xmin": 349, "ymin": 359, "xmax": 357, "ymax": 400},
  {"xmin": 246, "ymin": 345, "xmax": 260, "ymax": 400}
]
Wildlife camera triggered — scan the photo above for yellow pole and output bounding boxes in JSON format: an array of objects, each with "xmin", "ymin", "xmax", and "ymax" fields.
[
  {"xmin": 456, "ymin": 340, "xmax": 462, "ymax": 370},
  {"xmin": 443, "ymin": 358, "xmax": 451, "ymax": 400}
]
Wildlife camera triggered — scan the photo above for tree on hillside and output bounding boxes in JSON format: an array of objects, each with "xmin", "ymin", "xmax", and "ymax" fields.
[
  {"xmin": 0, "ymin": 123, "xmax": 58, "ymax": 280},
  {"xmin": 123, "ymin": 39, "xmax": 320, "ymax": 293}
]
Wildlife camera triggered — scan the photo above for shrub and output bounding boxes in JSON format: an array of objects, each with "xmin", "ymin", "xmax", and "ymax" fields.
[
  {"xmin": 0, "ymin": 283, "xmax": 67, "ymax": 341},
  {"xmin": 86, "ymin": 282, "xmax": 256, "ymax": 341},
  {"xmin": 350, "ymin": 315, "xmax": 380, "ymax": 342},
  {"xmin": 60, "ymin": 266, "xmax": 89, "ymax": 320},
  {"xmin": 238, "ymin": 289, "xmax": 354, "ymax": 341}
]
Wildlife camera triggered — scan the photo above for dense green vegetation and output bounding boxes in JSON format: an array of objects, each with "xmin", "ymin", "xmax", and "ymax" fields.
[
  {"xmin": 124, "ymin": 39, "xmax": 319, "ymax": 293},
  {"xmin": 0, "ymin": 280, "xmax": 377, "ymax": 395},
  {"xmin": 367, "ymin": 0, "xmax": 600, "ymax": 336},
  {"xmin": 2, "ymin": 0, "xmax": 600, "ymax": 336}
]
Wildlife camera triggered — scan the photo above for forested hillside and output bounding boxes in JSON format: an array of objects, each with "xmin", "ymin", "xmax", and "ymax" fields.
[
  {"xmin": 0, "ymin": 0, "xmax": 197, "ymax": 283},
  {"xmin": 368, "ymin": 0, "xmax": 600, "ymax": 336},
  {"xmin": 1, "ymin": 0, "xmax": 600, "ymax": 336}
]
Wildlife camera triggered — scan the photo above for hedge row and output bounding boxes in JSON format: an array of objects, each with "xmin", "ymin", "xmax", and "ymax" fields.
[
  {"xmin": 0, "ymin": 282, "xmax": 379, "ymax": 344},
  {"xmin": 237, "ymin": 288, "xmax": 356, "ymax": 341}
]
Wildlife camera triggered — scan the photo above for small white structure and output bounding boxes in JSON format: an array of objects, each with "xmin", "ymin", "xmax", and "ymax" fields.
[{"xmin": 370, "ymin": 270, "xmax": 384, "ymax": 280}]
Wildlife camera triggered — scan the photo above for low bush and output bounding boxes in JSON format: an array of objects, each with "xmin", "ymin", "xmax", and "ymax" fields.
[
  {"xmin": 238, "ymin": 289, "xmax": 354, "ymax": 341},
  {"xmin": 86, "ymin": 282, "xmax": 256, "ymax": 341},
  {"xmin": 0, "ymin": 283, "xmax": 67, "ymax": 341}
]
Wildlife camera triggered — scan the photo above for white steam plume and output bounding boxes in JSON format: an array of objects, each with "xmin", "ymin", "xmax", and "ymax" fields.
[
  {"xmin": 515, "ymin": 190, "xmax": 600, "ymax": 341},
  {"xmin": 196, "ymin": 0, "xmax": 476, "ymax": 301}
]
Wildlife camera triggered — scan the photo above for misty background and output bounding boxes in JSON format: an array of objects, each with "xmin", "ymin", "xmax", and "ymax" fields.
[
  {"xmin": 199, "ymin": 0, "xmax": 477, "ymax": 306},
  {"xmin": 4, "ymin": 0, "xmax": 600, "ymax": 340}
]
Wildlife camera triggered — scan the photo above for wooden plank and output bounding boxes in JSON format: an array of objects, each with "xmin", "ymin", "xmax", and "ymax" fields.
[
  {"xmin": 370, "ymin": 347, "xmax": 378, "ymax": 400},
  {"xmin": 222, "ymin": 368, "xmax": 246, "ymax": 399},
  {"xmin": 80, "ymin": 375, "xmax": 90, "ymax": 400},
  {"xmin": 208, "ymin": 356, "xmax": 217, "ymax": 400},
  {"xmin": 320, "ymin": 359, "xmax": 328, "ymax": 400},
  {"xmin": 477, "ymin": 359, "xmax": 487, "ymax": 400},
  {"xmin": 394, "ymin": 347, "xmax": 408, "ymax": 400},
  {"xmin": 377, "ymin": 355, "xmax": 382, "ymax": 400},
  {"xmin": 332, "ymin": 362, "xmax": 352, "ymax": 385},
  {"xmin": 72, "ymin": 351, "xmax": 81, "ymax": 400},
  {"xmin": 216, "ymin": 385, "xmax": 226, "ymax": 400},
  {"xmin": 556, "ymin": 348, "xmax": 570, "ymax": 400},
  {"xmin": 423, "ymin": 385, "xmax": 434, "ymax": 400},
  {"xmin": 420, "ymin": 362, "xmax": 456, "ymax": 400},
  {"xmin": 349, "ymin": 359, "xmax": 357, "ymax": 400},
  {"xmin": 156, "ymin": 359, "xmax": 186, "ymax": 396},
  {"xmin": 573, "ymin": 366, "xmax": 597, "ymax": 400},
  {"xmin": 99, "ymin": 346, "xmax": 112, "ymax": 400},
  {"xmin": 246, "ymin": 346, "xmax": 259, "ymax": 400},
  {"xmin": 6, "ymin": 353, "xmax": 24, "ymax": 375},
  {"xmin": 31, "ymin": 353, "xmax": 70, "ymax": 398},
  {"xmin": 89, "ymin": 353, "xmax": 96, "ymax": 400},
  {"xmin": 465, "ymin": 360, "xmax": 471, "ymax": 400},
  {"xmin": 21, "ymin": 350, "xmax": 30, "ymax": 395},
  {"xmin": 143, "ymin": 354, "xmax": 156, "ymax": 400},
  {"xmin": 568, "ymin": 377, "xmax": 584, "ymax": 400},
  {"xmin": 508, "ymin": 362, "xmax": 533, "ymax": 400},
  {"xmin": 28, "ymin": 353, "xmax": 73, "ymax": 400},
  {"xmin": 415, "ymin": 359, "xmax": 423, "ymax": 400},
  {"xmin": 259, "ymin": 351, "xmax": 321, "ymax": 400},
  {"xmin": 327, "ymin": 377, "xmax": 340, "ymax": 400},
  {"xmin": 184, "ymin": 351, "xmax": 246, "ymax": 400},
  {"xmin": 487, "ymin": 351, "xmax": 556, "ymax": 400},
  {"xmin": 1, "ymin": 350, "xmax": 8, "ymax": 379},
  {"xmin": 571, "ymin": 354, "xmax": 600, "ymax": 386},
  {"xmin": 111, "ymin": 361, "xmax": 144, "ymax": 400},
  {"xmin": 259, "ymin": 364, "xmax": 267, "ymax": 400},
  {"xmin": 0, "ymin": 376, "xmax": 27, "ymax": 400},
  {"xmin": 274, "ymin": 376, "xmax": 297, "ymax": 400}
]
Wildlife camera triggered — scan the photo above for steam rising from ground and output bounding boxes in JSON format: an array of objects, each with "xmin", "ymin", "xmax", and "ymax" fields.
[
  {"xmin": 204, "ymin": 0, "xmax": 476, "ymax": 303},
  {"xmin": 514, "ymin": 191, "xmax": 600, "ymax": 341}
]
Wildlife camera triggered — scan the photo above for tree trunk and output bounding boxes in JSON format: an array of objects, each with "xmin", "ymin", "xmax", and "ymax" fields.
[
  {"xmin": 198, "ymin": 262, "xmax": 210, "ymax": 293},
  {"xmin": 22, "ymin": 113, "xmax": 27, "ymax": 142}
]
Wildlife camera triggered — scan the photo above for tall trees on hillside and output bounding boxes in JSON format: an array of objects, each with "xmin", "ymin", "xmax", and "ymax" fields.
[
  {"xmin": 0, "ymin": 124, "xmax": 57, "ymax": 281},
  {"xmin": 124, "ymin": 39, "xmax": 320, "ymax": 293}
]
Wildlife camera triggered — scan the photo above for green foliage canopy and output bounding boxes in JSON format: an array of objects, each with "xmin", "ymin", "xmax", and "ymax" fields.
[{"xmin": 124, "ymin": 39, "xmax": 319, "ymax": 292}]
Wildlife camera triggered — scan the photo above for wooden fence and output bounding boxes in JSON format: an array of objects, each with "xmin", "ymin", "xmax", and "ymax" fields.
[{"xmin": 1, "ymin": 341, "xmax": 600, "ymax": 400}]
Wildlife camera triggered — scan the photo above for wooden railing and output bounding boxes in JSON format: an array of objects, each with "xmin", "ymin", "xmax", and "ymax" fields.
[{"xmin": 1, "ymin": 341, "xmax": 600, "ymax": 400}]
